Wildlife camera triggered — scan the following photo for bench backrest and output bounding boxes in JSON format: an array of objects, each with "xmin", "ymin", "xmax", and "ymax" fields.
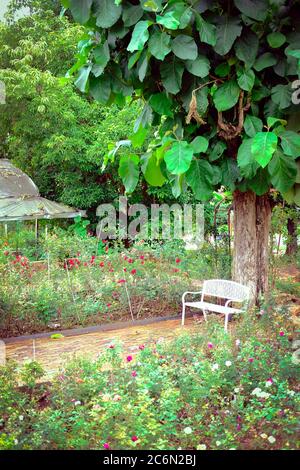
[{"xmin": 202, "ymin": 279, "xmax": 250, "ymax": 303}]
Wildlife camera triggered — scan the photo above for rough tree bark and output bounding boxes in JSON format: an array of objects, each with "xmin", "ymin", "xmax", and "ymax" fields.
[
  {"xmin": 232, "ymin": 190, "xmax": 272, "ymax": 305},
  {"xmin": 286, "ymin": 217, "xmax": 298, "ymax": 256}
]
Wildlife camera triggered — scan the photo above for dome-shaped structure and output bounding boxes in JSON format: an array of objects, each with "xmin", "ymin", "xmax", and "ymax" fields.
[{"xmin": 0, "ymin": 159, "xmax": 85, "ymax": 221}]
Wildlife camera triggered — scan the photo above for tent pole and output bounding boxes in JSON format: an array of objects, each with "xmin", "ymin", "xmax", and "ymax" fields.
[
  {"xmin": 4, "ymin": 223, "xmax": 8, "ymax": 237},
  {"xmin": 35, "ymin": 219, "xmax": 38, "ymax": 240}
]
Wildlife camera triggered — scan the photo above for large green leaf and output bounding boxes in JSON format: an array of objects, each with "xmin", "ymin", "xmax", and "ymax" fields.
[
  {"xmin": 160, "ymin": 58, "xmax": 184, "ymax": 94},
  {"xmin": 215, "ymin": 16, "xmax": 242, "ymax": 56},
  {"xmin": 92, "ymin": 42, "xmax": 110, "ymax": 77},
  {"xmin": 186, "ymin": 160, "xmax": 214, "ymax": 200},
  {"xmin": 137, "ymin": 51, "xmax": 149, "ymax": 82},
  {"xmin": 267, "ymin": 32, "xmax": 286, "ymax": 49},
  {"xmin": 69, "ymin": 0, "xmax": 92, "ymax": 24},
  {"xmin": 248, "ymin": 169, "xmax": 270, "ymax": 195},
  {"xmin": 96, "ymin": 0, "xmax": 122, "ymax": 28},
  {"xmin": 251, "ymin": 132, "xmax": 278, "ymax": 168},
  {"xmin": 149, "ymin": 92, "xmax": 173, "ymax": 117},
  {"xmin": 156, "ymin": 11, "xmax": 180, "ymax": 30},
  {"xmin": 164, "ymin": 141, "xmax": 193, "ymax": 174},
  {"xmin": 280, "ymin": 131, "xmax": 300, "ymax": 157},
  {"xmin": 142, "ymin": 153, "xmax": 166, "ymax": 186},
  {"xmin": 127, "ymin": 21, "xmax": 150, "ymax": 52},
  {"xmin": 89, "ymin": 75, "xmax": 111, "ymax": 104},
  {"xmin": 190, "ymin": 136, "xmax": 209, "ymax": 154},
  {"xmin": 271, "ymin": 84, "xmax": 292, "ymax": 109},
  {"xmin": 208, "ymin": 141, "xmax": 227, "ymax": 162},
  {"xmin": 195, "ymin": 14, "xmax": 216, "ymax": 46},
  {"xmin": 118, "ymin": 154, "xmax": 140, "ymax": 193},
  {"xmin": 134, "ymin": 104, "xmax": 153, "ymax": 132},
  {"xmin": 75, "ymin": 65, "xmax": 92, "ymax": 92},
  {"xmin": 237, "ymin": 69, "xmax": 255, "ymax": 91},
  {"xmin": 234, "ymin": 0, "xmax": 268, "ymax": 21},
  {"xmin": 244, "ymin": 115, "xmax": 263, "ymax": 137},
  {"xmin": 235, "ymin": 31, "xmax": 259, "ymax": 68},
  {"xmin": 122, "ymin": 4, "xmax": 143, "ymax": 27},
  {"xmin": 171, "ymin": 35, "xmax": 198, "ymax": 60},
  {"xmin": 148, "ymin": 31, "xmax": 171, "ymax": 60},
  {"xmin": 268, "ymin": 150, "xmax": 297, "ymax": 193},
  {"xmin": 213, "ymin": 80, "xmax": 240, "ymax": 111},
  {"xmin": 185, "ymin": 56, "xmax": 210, "ymax": 78},
  {"xmin": 220, "ymin": 159, "xmax": 241, "ymax": 190},
  {"xmin": 254, "ymin": 53, "xmax": 277, "ymax": 71},
  {"xmin": 237, "ymin": 138, "xmax": 259, "ymax": 178}
]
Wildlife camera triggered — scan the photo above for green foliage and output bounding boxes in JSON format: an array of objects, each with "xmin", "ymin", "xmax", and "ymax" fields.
[
  {"xmin": 65, "ymin": 0, "xmax": 300, "ymax": 203},
  {"xmin": 0, "ymin": 1, "xmax": 148, "ymax": 214}
]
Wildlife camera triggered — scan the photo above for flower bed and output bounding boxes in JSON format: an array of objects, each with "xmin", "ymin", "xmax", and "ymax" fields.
[
  {"xmin": 0, "ymin": 312, "xmax": 299, "ymax": 450},
  {"xmin": 0, "ymin": 234, "xmax": 230, "ymax": 337}
]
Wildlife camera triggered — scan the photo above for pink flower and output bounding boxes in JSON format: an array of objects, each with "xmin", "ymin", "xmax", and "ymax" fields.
[
  {"xmin": 128, "ymin": 258, "xmax": 134, "ymax": 264},
  {"xmin": 248, "ymin": 357, "xmax": 254, "ymax": 363},
  {"xmin": 131, "ymin": 269, "xmax": 137, "ymax": 275},
  {"xmin": 126, "ymin": 355, "xmax": 133, "ymax": 362},
  {"xmin": 107, "ymin": 303, "xmax": 111, "ymax": 308},
  {"xmin": 131, "ymin": 435, "xmax": 138, "ymax": 442},
  {"xmin": 139, "ymin": 255, "xmax": 144, "ymax": 260},
  {"xmin": 207, "ymin": 342, "xmax": 214, "ymax": 349},
  {"xmin": 103, "ymin": 442, "xmax": 110, "ymax": 450},
  {"xmin": 108, "ymin": 344, "xmax": 115, "ymax": 349},
  {"xmin": 279, "ymin": 331, "xmax": 285, "ymax": 337},
  {"xmin": 175, "ymin": 258, "xmax": 181, "ymax": 264},
  {"xmin": 123, "ymin": 267, "xmax": 127, "ymax": 272},
  {"xmin": 139, "ymin": 344, "xmax": 145, "ymax": 350},
  {"xmin": 131, "ymin": 370, "xmax": 137, "ymax": 377},
  {"xmin": 99, "ymin": 261, "xmax": 104, "ymax": 267},
  {"xmin": 118, "ymin": 279, "xmax": 126, "ymax": 284}
]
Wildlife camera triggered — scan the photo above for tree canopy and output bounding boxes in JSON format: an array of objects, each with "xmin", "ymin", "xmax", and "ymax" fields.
[{"xmin": 65, "ymin": 0, "xmax": 300, "ymax": 202}]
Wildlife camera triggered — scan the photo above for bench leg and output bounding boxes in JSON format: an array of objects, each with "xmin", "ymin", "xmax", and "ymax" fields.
[
  {"xmin": 224, "ymin": 313, "xmax": 230, "ymax": 332},
  {"xmin": 202, "ymin": 309, "xmax": 208, "ymax": 322},
  {"xmin": 181, "ymin": 303, "xmax": 186, "ymax": 326}
]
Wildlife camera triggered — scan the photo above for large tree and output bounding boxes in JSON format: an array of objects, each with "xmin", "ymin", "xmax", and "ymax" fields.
[{"xmin": 64, "ymin": 0, "xmax": 300, "ymax": 302}]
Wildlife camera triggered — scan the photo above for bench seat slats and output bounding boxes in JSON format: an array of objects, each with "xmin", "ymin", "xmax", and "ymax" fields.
[{"xmin": 184, "ymin": 301, "xmax": 242, "ymax": 315}]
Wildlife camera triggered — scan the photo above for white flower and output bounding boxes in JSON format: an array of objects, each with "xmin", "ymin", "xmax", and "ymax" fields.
[
  {"xmin": 268, "ymin": 436, "xmax": 276, "ymax": 444},
  {"xmin": 225, "ymin": 360, "xmax": 232, "ymax": 367},
  {"xmin": 211, "ymin": 363, "xmax": 219, "ymax": 371},
  {"xmin": 216, "ymin": 441, "xmax": 221, "ymax": 447},
  {"xmin": 287, "ymin": 390, "xmax": 295, "ymax": 396},
  {"xmin": 197, "ymin": 444, "xmax": 207, "ymax": 450},
  {"xmin": 235, "ymin": 339, "xmax": 241, "ymax": 346},
  {"xmin": 259, "ymin": 391, "xmax": 270, "ymax": 399},
  {"xmin": 234, "ymin": 387, "xmax": 240, "ymax": 393},
  {"xmin": 18, "ymin": 415, "xmax": 24, "ymax": 421},
  {"xmin": 260, "ymin": 433, "xmax": 268, "ymax": 439},
  {"xmin": 251, "ymin": 387, "xmax": 262, "ymax": 396},
  {"xmin": 74, "ymin": 400, "xmax": 81, "ymax": 406},
  {"xmin": 14, "ymin": 439, "xmax": 18, "ymax": 445},
  {"xmin": 183, "ymin": 427, "xmax": 193, "ymax": 435},
  {"xmin": 265, "ymin": 380, "xmax": 273, "ymax": 387}
]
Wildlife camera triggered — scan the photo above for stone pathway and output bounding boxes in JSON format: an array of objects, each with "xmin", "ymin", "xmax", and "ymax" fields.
[{"xmin": 3, "ymin": 316, "xmax": 199, "ymax": 376}]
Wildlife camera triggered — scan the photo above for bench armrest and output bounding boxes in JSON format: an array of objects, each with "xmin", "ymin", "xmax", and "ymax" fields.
[{"xmin": 182, "ymin": 291, "xmax": 202, "ymax": 302}]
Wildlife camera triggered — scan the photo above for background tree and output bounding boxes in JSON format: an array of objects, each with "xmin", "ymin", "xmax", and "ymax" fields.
[{"xmin": 65, "ymin": 0, "xmax": 300, "ymax": 302}]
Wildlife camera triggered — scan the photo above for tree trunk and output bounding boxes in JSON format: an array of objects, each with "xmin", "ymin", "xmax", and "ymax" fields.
[
  {"xmin": 286, "ymin": 217, "xmax": 298, "ymax": 256},
  {"xmin": 232, "ymin": 190, "xmax": 272, "ymax": 305}
]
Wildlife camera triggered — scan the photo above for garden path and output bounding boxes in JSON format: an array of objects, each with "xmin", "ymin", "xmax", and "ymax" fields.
[{"xmin": 4, "ymin": 317, "xmax": 199, "ymax": 376}]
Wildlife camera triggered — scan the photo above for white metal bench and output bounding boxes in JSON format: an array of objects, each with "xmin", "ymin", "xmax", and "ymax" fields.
[{"xmin": 181, "ymin": 279, "xmax": 250, "ymax": 331}]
